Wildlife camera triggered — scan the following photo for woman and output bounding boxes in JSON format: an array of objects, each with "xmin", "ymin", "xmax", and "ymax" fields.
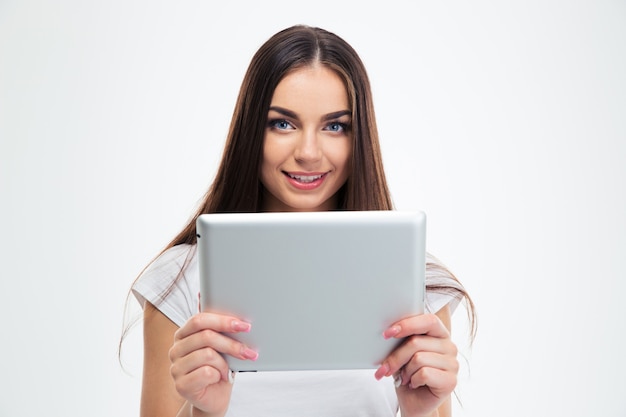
[{"xmin": 130, "ymin": 25, "xmax": 475, "ymax": 417}]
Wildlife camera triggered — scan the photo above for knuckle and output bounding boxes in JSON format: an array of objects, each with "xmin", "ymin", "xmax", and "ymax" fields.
[
  {"xmin": 169, "ymin": 362, "xmax": 180, "ymax": 379},
  {"xmin": 174, "ymin": 375, "xmax": 195, "ymax": 397},
  {"xmin": 198, "ymin": 364, "xmax": 212, "ymax": 379},
  {"xmin": 450, "ymin": 373, "xmax": 458, "ymax": 388},
  {"xmin": 426, "ymin": 313, "xmax": 440, "ymax": 328},
  {"xmin": 450, "ymin": 357, "xmax": 460, "ymax": 373},
  {"xmin": 410, "ymin": 351, "xmax": 426, "ymax": 368},
  {"xmin": 199, "ymin": 329, "xmax": 216, "ymax": 345},
  {"xmin": 416, "ymin": 366, "xmax": 431, "ymax": 382},
  {"xmin": 407, "ymin": 336, "xmax": 422, "ymax": 350},
  {"xmin": 408, "ymin": 367, "xmax": 427, "ymax": 388},
  {"xmin": 443, "ymin": 373, "xmax": 458, "ymax": 393},
  {"xmin": 188, "ymin": 313, "xmax": 205, "ymax": 329},
  {"xmin": 202, "ymin": 347, "xmax": 218, "ymax": 362},
  {"xmin": 173, "ymin": 379, "xmax": 185, "ymax": 395},
  {"xmin": 168, "ymin": 345, "xmax": 179, "ymax": 363},
  {"xmin": 199, "ymin": 365, "xmax": 221, "ymax": 384}
]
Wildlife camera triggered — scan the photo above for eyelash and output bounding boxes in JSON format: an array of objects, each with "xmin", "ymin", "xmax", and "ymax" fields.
[
  {"xmin": 324, "ymin": 122, "xmax": 350, "ymax": 133},
  {"xmin": 268, "ymin": 119, "xmax": 294, "ymax": 130},
  {"xmin": 267, "ymin": 119, "xmax": 351, "ymax": 133}
]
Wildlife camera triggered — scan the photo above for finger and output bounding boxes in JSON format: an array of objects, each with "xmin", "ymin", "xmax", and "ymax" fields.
[
  {"xmin": 400, "ymin": 351, "xmax": 459, "ymax": 387},
  {"xmin": 170, "ymin": 328, "xmax": 258, "ymax": 364},
  {"xmin": 383, "ymin": 314, "xmax": 450, "ymax": 340},
  {"xmin": 169, "ymin": 330, "xmax": 257, "ymax": 383},
  {"xmin": 405, "ymin": 366, "xmax": 457, "ymax": 395},
  {"xmin": 175, "ymin": 312, "xmax": 251, "ymax": 341},
  {"xmin": 375, "ymin": 335, "xmax": 448, "ymax": 380},
  {"xmin": 171, "ymin": 344, "xmax": 233, "ymax": 383},
  {"xmin": 173, "ymin": 364, "xmax": 224, "ymax": 398}
]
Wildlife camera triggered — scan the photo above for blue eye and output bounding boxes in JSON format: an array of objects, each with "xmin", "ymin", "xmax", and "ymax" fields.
[
  {"xmin": 325, "ymin": 122, "xmax": 349, "ymax": 133},
  {"xmin": 269, "ymin": 119, "xmax": 293, "ymax": 130}
]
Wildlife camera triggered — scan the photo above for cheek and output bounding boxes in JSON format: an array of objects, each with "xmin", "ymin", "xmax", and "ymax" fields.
[
  {"xmin": 261, "ymin": 139, "xmax": 274, "ymax": 169},
  {"xmin": 262, "ymin": 137, "xmax": 285, "ymax": 166},
  {"xmin": 260, "ymin": 140, "xmax": 282, "ymax": 185},
  {"xmin": 328, "ymin": 140, "xmax": 352, "ymax": 170}
]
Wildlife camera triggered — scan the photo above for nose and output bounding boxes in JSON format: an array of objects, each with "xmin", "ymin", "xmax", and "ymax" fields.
[{"xmin": 294, "ymin": 129, "xmax": 322, "ymax": 164}]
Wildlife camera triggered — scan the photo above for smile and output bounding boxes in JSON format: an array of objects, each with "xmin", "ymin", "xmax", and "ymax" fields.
[
  {"xmin": 286, "ymin": 173, "xmax": 325, "ymax": 183},
  {"xmin": 283, "ymin": 171, "xmax": 328, "ymax": 190}
]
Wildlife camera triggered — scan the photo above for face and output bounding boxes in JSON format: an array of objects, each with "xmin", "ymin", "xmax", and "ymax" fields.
[{"xmin": 260, "ymin": 65, "xmax": 352, "ymax": 212}]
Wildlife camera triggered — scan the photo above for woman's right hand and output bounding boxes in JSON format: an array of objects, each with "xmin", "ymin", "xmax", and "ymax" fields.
[{"xmin": 168, "ymin": 312, "xmax": 258, "ymax": 416}]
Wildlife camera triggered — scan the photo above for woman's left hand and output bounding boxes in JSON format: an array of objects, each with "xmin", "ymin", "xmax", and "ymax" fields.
[{"xmin": 375, "ymin": 307, "xmax": 458, "ymax": 417}]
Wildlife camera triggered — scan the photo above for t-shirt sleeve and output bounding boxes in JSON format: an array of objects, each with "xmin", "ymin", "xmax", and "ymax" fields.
[
  {"xmin": 132, "ymin": 244, "xmax": 200, "ymax": 327},
  {"xmin": 424, "ymin": 253, "xmax": 467, "ymax": 315}
]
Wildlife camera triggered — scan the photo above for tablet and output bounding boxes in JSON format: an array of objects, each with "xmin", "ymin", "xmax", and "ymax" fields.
[{"xmin": 196, "ymin": 210, "xmax": 426, "ymax": 372}]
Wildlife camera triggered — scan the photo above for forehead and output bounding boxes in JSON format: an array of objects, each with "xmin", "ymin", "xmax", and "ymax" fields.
[{"xmin": 270, "ymin": 65, "xmax": 350, "ymax": 113}]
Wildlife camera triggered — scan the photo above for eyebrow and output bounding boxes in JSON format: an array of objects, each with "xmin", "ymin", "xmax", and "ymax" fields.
[{"xmin": 269, "ymin": 106, "xmax": 351, "ymax": 121}]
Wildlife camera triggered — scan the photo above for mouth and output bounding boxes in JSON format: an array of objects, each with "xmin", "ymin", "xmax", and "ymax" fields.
[
  {"xmin": 285, "ymin": 172, "xmax": 326, "ymax": 183},
  {"xmin": 282, "ymin": 171, "xmax": 329, "ymax": 190}
]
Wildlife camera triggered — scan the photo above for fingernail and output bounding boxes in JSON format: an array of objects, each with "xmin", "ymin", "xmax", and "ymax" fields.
[
  {"xmin": 241, "ymin": 346, "xmax": 259, "ymax": 361},
  {"xmin": 375, "ymin": 363, "xmax": 390, "ymax": 380},
  {"xmin": 383, "ymin": 326, "xmax": 401, "ymax": 340},
  {"xmin": 232, "ymin": 320, "xmax": 251, "ymax": 332}
]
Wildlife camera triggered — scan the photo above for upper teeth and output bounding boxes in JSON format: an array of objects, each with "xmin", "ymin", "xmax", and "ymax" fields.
[{"xmin": 289, "ymin": 173, "xmax": 323, "ymax": 183}]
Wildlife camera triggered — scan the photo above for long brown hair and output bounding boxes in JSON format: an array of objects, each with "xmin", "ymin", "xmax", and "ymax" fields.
[
  {"xmin": 122, "ymin": 26, "xmax": 476, "ymax": 353},
  {"xmin": 168, "ymin": 25, "xmax": 392, "ymax": 250}
]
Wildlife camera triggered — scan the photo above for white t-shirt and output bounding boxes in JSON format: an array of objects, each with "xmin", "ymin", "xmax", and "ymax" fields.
[{"xmin": 133, "ymin": 244, "xmax": 463, "ymax": 417}]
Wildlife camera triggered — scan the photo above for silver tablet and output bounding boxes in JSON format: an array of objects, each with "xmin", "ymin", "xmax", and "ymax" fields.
[{"xmin": 196, "ymin": 210, "xmax": 426, "ymax": 372}]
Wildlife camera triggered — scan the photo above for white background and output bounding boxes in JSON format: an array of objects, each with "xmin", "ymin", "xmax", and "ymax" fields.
[{"xmin": 1, "ymin": 1, "xmax": 625, "ymax": 416}]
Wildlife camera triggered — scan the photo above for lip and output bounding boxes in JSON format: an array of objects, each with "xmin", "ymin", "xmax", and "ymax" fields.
[{"xmin": 283, "ymin": 171, "xmax": 328, "ymax": 190}]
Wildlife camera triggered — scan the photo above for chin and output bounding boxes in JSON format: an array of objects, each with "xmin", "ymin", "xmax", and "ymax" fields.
[{"xmin": 290, "ymin": 199, "xmax": 336, "ymax": 212}]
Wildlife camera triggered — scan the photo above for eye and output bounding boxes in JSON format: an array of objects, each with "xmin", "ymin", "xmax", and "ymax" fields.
[
  {"xmin": 324, "ymin": 122, "xmax": 349, "ymax": 133},
  {"xmin": 268, "ymin": 119, "xmax": 294, "ymax": 130}
]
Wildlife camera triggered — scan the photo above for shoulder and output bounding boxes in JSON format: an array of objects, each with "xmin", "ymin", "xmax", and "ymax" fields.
[
  {"xmin": 426, "ymin": 253, "xmax": 461, "ymax": 286},
  {"xmin": 132, "ymin": 244, "xmax": 199, "ymax": 326},
  {"xmin": 425, "ymin": 252, "xmax": 465, "ymax": 314},
  {"xmin": 144, "ymin": 244, "xmax": 197, "ymax": 277}
]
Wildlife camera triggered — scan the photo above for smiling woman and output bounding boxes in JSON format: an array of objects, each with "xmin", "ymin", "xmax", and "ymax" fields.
[{"xmin": 125, "ymin": 25, "xmax": 476, "ymax": 417}]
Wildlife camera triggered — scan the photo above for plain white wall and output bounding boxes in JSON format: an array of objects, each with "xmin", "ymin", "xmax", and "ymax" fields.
[{"xmin": 1, "ymin": 1, "xmax": 625, "ymax": 416}]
